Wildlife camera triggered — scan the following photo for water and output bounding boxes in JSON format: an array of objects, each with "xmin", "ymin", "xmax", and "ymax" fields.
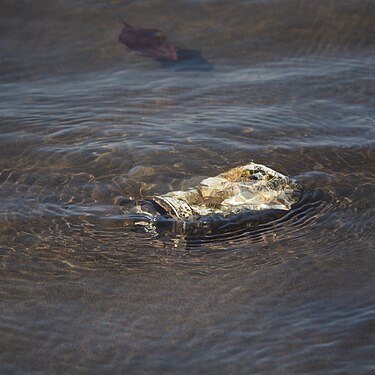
[{"xmin": 1, "ymin": 0, "xmax": 374, "ymax": 373}]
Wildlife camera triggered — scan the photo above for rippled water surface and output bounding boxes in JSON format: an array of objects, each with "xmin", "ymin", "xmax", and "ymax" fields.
[{"xmin": 1, "ymin": 1, "xmax": 375, "ymax": 374}]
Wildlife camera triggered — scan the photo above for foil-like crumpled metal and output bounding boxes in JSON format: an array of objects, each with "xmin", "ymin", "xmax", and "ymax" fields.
[{"xmin": 152, "ymin": 162, "xmax": 302, "ymax": 220}]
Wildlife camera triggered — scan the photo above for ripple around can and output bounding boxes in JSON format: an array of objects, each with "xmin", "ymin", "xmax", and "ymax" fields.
[{"xmin": 0, "ymin": 166, "xmax": 337, "ymax": 273}]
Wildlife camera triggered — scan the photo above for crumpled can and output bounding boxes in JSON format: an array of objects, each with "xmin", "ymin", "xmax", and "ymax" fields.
[{"xmin": 152, "ymin": 162, "xmax": 302, "ymax": 220}]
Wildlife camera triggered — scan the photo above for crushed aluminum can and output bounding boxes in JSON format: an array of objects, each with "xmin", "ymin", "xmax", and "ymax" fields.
[{"xmin": 152, "ymin": 162, "xmax": 302, "ymax": 220}]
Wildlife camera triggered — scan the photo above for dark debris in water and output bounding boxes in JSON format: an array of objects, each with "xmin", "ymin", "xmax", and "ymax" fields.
[{"xmin": 118, "ymin": 20, "xmax": 213, "ymax": 71}]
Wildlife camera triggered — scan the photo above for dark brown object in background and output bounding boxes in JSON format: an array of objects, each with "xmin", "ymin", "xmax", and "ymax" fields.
[{"xmin": 118, "ymin": 21, "xmax": 178, "ymax": 62}]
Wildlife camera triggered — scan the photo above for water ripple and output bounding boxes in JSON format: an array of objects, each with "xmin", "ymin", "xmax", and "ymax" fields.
[{"xmin": 2, "ymin": 161, "xmax": 371, "ymax": 274}]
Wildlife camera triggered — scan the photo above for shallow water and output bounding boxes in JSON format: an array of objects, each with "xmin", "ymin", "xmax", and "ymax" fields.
[{"xmin": 1, "ymin": 0, "xmax": 375, "ymax": 374}]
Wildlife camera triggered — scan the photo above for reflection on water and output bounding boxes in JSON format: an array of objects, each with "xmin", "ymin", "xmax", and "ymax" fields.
[{"xmin": 1, "ymin": 0, "xmax": 375, "ymax": 374}]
